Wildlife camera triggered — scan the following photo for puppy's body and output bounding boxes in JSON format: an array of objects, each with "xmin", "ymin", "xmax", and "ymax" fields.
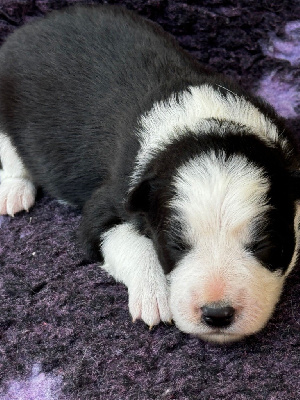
[{"xmin": 0, "ymin": 6, "xmax": 299, "ymax": 343}]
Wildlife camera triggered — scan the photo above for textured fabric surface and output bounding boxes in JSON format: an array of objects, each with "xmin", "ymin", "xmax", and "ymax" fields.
[{"xmin": 0, "ymin": 1, "xmax": 300, "ymax": 399}]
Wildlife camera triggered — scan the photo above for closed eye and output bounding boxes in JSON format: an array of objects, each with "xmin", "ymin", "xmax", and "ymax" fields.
[
  {"xmin": 247, "ymin": 236, "xmax": 282, "ymax": 267},
  {"xmin": 251, "ymin": 239, "xmax": 274, "ymax": 253},
  {"xmin": 169, "ymin": 240, "xmax": 190, "ymax": 253}
]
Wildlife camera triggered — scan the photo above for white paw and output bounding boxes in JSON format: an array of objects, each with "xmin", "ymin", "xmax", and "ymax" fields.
[
  {"xmin": 128, "ymin": 271, "xmax": 172, "ymax": 328},
  {"xmin": 0, "ymin": 177, "xmax": 36, "ymax": 216}
]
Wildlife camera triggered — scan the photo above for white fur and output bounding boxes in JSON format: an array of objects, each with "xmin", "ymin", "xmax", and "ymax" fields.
[
  {"xmin": 169, "ymin": 254, "xmax": 285, "ymax": 343},
  {"xmin": 131, "ymin": 84, "xmax": 288, "ymax": 186},
  {"xmin": 167, "ymin": 152, "xmax": 288, "ymax": 342},
  {"xmin": 101, "ymin": 222, "xmax": 172, "ymax": 327},
  {"xmin": 0, "ymin": 132, "xmax": 36, "ymax": 216},
  {"xmin": 285, "ymin": 201, "xmax": 300, "ymax": 276}
]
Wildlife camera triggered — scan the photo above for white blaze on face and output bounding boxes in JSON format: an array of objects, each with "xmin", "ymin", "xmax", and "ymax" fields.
[{"xmin": 168, "ymin": 152, "xmax": 286, "ymax": 343}]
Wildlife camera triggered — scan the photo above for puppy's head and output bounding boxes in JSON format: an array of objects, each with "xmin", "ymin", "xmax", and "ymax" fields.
[{"xmin": 128, "ymin": 131, "xmax": 300, "ymax": 343}]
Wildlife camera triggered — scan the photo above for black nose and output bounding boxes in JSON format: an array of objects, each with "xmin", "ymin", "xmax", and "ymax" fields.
[{"xmin": 201, "ymin": 305, "xmax": 235, "ymax": 328}]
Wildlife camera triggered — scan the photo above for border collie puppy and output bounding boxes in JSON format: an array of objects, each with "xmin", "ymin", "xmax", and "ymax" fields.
[{"xmin": 0, "ymin": 5, "xmax": 299, "ymax": 343}]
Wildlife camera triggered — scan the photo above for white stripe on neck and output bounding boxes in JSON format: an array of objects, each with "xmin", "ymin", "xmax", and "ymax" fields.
[{"xmin": 131, "ymin": 85, "xmax": 286, "ymax": 186}]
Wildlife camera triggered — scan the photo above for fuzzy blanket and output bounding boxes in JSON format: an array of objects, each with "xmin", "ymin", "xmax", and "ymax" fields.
[{"xmin": 0, "ymin": 1, "xmax": 300, "ymax": 399}]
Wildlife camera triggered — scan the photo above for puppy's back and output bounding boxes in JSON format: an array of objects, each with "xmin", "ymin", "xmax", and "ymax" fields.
[{"xmin": 0, "ymin": 6, "xmax": 205, "ymax": 205}]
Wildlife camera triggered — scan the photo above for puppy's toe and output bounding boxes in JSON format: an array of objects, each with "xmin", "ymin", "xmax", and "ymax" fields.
[
  {"xmin": 128, "ymin": 274, "xmax": 172, "ymax": 328},
  {"xmin": 156, "ymin": 290, "xmax": 172, "ymax": 323},
  {"xmin": 0, "ymin": 178, "xmax": 36, "ymax": 216},
  {"xmin": 129, "ymin": 291, "xmax": 160, "ymax": 327}
]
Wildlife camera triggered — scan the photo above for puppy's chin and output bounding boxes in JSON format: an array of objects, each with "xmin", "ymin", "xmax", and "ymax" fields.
[
  {"xmin": 172, "ymin": 317, "xmax": 261, "ymax": 344},
  {"xmin": 167, "ymin": 255, "xmax": 286, "ymax": 344},
  {"xmin": 171, "ymin": 311, "xmax": 275, "ymax": 344},
  {"xmin": 197, "ymin": 332, "xmax": 245, "ymax": 344}
]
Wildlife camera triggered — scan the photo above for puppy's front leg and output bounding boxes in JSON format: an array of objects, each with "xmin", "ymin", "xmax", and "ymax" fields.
[
  {"xmin": 101, "ymin": 222, "xmax": 172, "ymax": 328},
  {"xmin": 0, "ymin": 132, "xmax": 36, "ymax": 216}
]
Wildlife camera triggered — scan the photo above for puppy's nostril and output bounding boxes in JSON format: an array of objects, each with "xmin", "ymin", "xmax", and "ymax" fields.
[{"xmin": 201, "ymin": 305, "xmax": 235, "ymax": 328}]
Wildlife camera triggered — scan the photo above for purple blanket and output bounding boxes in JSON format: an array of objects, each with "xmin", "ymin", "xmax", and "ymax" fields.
[{"xmin": 0, "ymin": 1, "xmax": 299, "ymax": 399}]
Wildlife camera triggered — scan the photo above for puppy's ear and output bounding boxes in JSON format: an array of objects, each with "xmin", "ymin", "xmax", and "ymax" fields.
[
  {"xmin": 290, "ymin": 171, "xmax": 300, "ymax": 201},
  {"xmin": 126, "ymin": 176, "xmax": 157, "ymax": 214}
]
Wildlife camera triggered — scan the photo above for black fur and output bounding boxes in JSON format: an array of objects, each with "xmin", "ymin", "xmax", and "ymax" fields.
[{"xmin": 0, "ymin": 5, "xmax": 299, "ymax": 271}]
